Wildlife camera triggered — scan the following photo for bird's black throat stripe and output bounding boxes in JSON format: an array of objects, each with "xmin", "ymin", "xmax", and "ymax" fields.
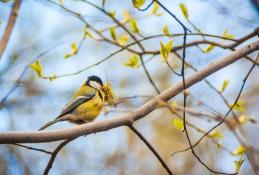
[{"xmin": 97, "ymin": 89, "xmax": 104, "ymax": 102}]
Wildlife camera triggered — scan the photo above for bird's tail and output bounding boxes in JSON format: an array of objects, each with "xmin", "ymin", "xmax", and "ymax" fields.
[{"xmin": 38, "ymin": 117, "xmax": 64, "ymax": 131}]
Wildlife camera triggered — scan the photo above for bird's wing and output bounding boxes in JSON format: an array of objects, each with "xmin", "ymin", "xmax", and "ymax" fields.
[{"xmin": 57, "ymin": 90, "xmax": 96, "ymax": 118}]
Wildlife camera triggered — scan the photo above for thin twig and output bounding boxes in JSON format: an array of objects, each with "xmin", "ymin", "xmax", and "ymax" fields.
[
  {"xmin": 173, "ymin": 51, "xmax": 240, "ymax": 122},
  {"xmin": 166, "ymin": 61, "xmax": 181, "ymax": 76},
  {"xmin": 139, "ymin": 54, "xmax": 160, "ymax": 93},
  {"xmin": 34, "ymin": 27, "xmax": 258, "ymax": 79},
  {"xmin": 171, "ymin": 54, "xmax": 259, "ymax": 173},
  {"xmin": 155, "ymin": 1, "xmax": 235, "ymax": 174},
  {"xmin": 81, "ymin": 0, "xmax": 161, "ymax": 94},
  {"xmin": 154, "ymin": 0, "xmax": 191, "ymax": 33},
  {"xmin": 164, "ymin": 103, "xmax": 233, "ymax": 156},
  {"xmin": 0, "ymin": 40, "xmax": 257, "ymax": 144},
  {"xmin": 193, "ymin": 54, "xmax": 259, "ymax": 150},
  {"xmin": 138, "ymin": 0, "xmax": 154, "ymax": 11},
  {"xmin": 0, "ymin": 45, "xmax": 62, "ymax": 111},
  {"xmin": 13, "ymin": 143, "xmax": 52, "ymax": 154},
  {"xmin": 129, "ymin": 125, "xmax": 173, "ymax": 175},
  {"xmin": 43, "ymin": 137, "xmax": 77, "ymax": 175}
]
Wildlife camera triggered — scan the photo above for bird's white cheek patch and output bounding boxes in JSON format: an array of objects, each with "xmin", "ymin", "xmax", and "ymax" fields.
[{"xmin": 89, "ymin": 81, "xmax": 102, "ymax": 90}]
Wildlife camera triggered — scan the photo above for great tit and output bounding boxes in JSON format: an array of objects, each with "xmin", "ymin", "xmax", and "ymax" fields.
[{"xmin": 39, "ymin": 75, "xmax": 105, "ymax": 130}]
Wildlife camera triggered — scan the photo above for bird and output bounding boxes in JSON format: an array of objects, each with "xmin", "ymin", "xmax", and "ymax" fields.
[{"xmin": 39, "ymin": 75, "xmax": 105, "ymax": 131}]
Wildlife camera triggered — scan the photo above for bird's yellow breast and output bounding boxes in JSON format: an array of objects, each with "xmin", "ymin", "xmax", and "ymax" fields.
[
  {"xmin": 69, "ymin": 84, "xmax": 105, "ymax": 123},
  {"xmin": 74, "ymin": 93, "xmax": 103, "ymax": 122}
]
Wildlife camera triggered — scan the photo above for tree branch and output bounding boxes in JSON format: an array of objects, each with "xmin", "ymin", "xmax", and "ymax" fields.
[
  {"xmin": 43, "ymin": 138, "xmax": 76, "ymax": 175},
  {"xmin": 129, "ymin": 125, "xmax": 173, "ymax": 175},
  {"xmin": 0, "ymin": 0, "xmax": 22, "ymax": 61},
  {"xmin": 0, "ymin": 40, "xmax": 257, "ymax": 144},
  {"xmin": 13, "ymin": 143, "xmax": 52, "ymax": 154}
]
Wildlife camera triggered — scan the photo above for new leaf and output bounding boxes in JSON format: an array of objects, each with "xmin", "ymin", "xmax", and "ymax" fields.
[
  {"xmin": 124, "ymin": 54, "xmax": 139, "ymax": 68},
  {"xmin": 64, "ymin": 42, "xmax": 78, "ymax": 59},
  {"xmin": 109, "ymin": 27, "xmax": 117, "ymax": 41},
  {"xmin": 223, "ymin": 30, "xmax": 234, "ymax": 40},
  {"xmin": 172, "ymin": 118, "xmax": 184, "ymax": 131},
  {"xmin": 29, "ymin": 60, "xmax": 43, "ymax": 78},
  {"xmin": 221, "ymin": 80, "xmax": 229, "ymax": 92},
  {"xmin": 160, "ymin": 40, "xmax": 173, "ymax": 61},
  {"xmin": 163, "ymin": 25, "xmax": 170, "ymax": 37},
  {"xmin": 151, "ymin": 2, "xmax": 161, "ymax": 16},
  {"xmin": 129, "ymin": 18, "xmax": 139, "ymax": 33},
  {"xmin": 210, "ymin": 130, "xmax": 223, "ymax": 139},
  {"xmin": 230, "ymin": 100, "xmax": 245, "ymax": 112},
  {"xmin": 232, "ymin": 145, "xmax": 246, "ymax": 156},
  {"xmin": 119, "ymin": 34, "xmax": 129, "ymax": 45},
  {"xmin": 234, "ymin": 159, "xmax": 244, "ymax": 172},
  {"xmin": 203, "ymin": 44, "xmax": 215, "ymax": 53},
  {"xmin": 132, "ymin": 0, "xmax": 145, "ymax": 9},
  {"xmin": 179, "ymin": 3, "xmax": 189, "ymax": 20}
]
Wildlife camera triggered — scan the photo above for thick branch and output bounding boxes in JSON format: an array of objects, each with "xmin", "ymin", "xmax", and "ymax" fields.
[{"xmin": 0, "ymin": 40, "xmax": 258, "ymax": 144}]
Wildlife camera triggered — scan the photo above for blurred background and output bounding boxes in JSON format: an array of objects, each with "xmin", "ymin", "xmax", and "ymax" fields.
[{"xmin": 0, "ymin": 0, "xmax": 258, "ymax": 174}]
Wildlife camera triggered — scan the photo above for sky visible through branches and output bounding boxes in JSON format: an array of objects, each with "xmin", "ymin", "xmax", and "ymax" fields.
[{"xmin": 0, "ymin": 0, "xmax": 258, "ymax": 175}]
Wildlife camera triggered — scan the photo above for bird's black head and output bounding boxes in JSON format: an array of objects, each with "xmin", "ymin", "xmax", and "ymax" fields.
[{"xmin": 86, "ymin": 75, "xmax": 103, "ymax": 88}]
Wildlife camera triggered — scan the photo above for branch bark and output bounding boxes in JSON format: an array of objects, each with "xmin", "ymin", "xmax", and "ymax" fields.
[
  {"xmin": 0, "ymin": 40, "xmax": 258, "ymax": 144},
  {"xmin": 0, "ymin": 0, "xmax": 22, "ymax": 60}
]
